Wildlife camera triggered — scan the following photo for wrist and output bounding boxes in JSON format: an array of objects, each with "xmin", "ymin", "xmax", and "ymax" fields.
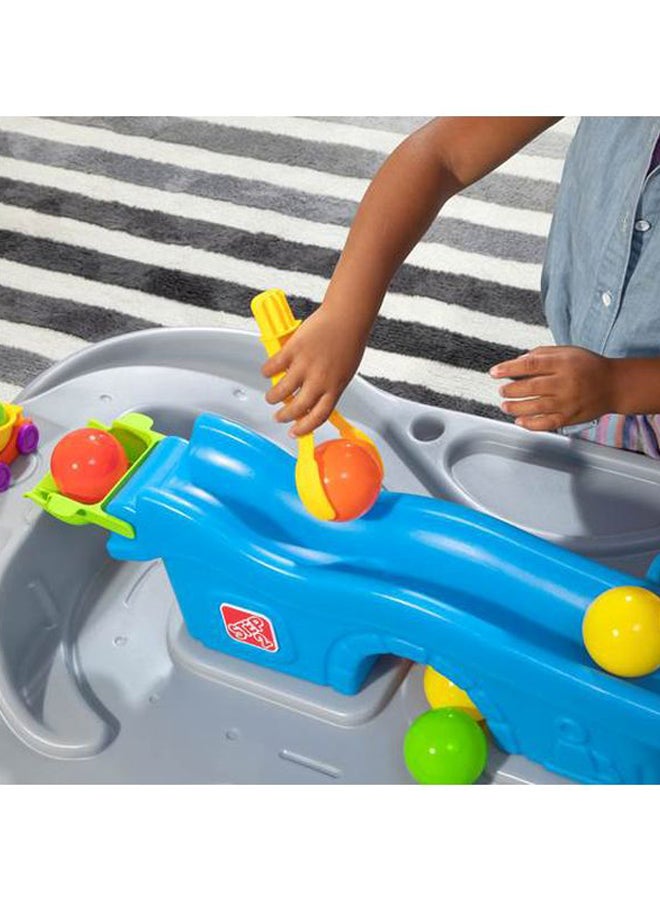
[
  {"xmin": 321, "ymin": 277, "xmax": 383, "ymax": 339},
  {"xmin": 607, "ymin": 357, "xmax": 627, "ymax": 414},
  {"xmin": 607, "ymin": 357, "xmax": 660, "ymax": 416}
]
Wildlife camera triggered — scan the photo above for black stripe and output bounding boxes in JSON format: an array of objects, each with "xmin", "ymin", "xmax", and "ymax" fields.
[
  {"xmin": 389, "ymin": 265, "xmax": 543, "ymax": 325},
  {"xmin": 0, "ymin": 177, "xmax": 545, "ymax": 324},
  {"xmin": 0, "ymin": 227, "xmax": 269, "ymax": 313},
  {"xmin": 48, "ymin": 116, "xmax": 558, "ymax": 213},
  {"xmin": 0, "ymin": 285, "xmax": 151, "ymax": 341},
  {"xmin": 424, "ymin": 216, "xmax": 545, "ymax": 265},
  {"xmin": 0, "ymin": 233, "xmax": 523, "ymax": 371},
  {"xmin": 465, "ymin": 171, "xmax": 556, "ymax": 213},
  {"xmin": 0, "ymin": 132, "xmax": 547, "ymax": 265},
  {"xmin": 368, "ymin": 376, "xmax": 505, "ymax": 421},
  {"xmin": 289, "ymin": 297, "xmax": 521, "ymax": 372},
  {"xmin": 0, "ymin": 344, "xmax": 51, "ymax": 386}
]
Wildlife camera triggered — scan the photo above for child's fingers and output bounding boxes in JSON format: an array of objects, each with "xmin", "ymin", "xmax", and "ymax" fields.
[
  {"xmin": 501, "ymin": 396, "xmax": 558, "ymax": 418},
  {"xmin": 262, "ymin": 348, "xmax": 292, "ymax": 379},
  {"xmin": 490, "ymin": 351, "xmax": 556, "ymax": 380},
  {"xmin": 489, "ymin": 356, "xmax": 528, "ymax": 379},
  {"xmin": 499, "ymin": 376, "xmax": 557, "ymax": 400},
  {"xmin": 275, "ymin": 383, "xmax": 323, "ymax": 424},
  {"xmin": 514, "ymin": 413, "xmax": 564, "ymax": 432},
  {"xmin": 266, "ymin": 369, "xmax": 302, "ymax": 405},
  {"xmin": 289, "ymin": 395, "xmax": 336, "ymax": 437}
]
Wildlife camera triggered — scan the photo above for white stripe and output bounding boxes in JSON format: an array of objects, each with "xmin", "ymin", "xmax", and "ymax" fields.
[
  {"xmin": 0, "ymin": 198, "xmax": 542, "ymax": 294},
  {"xmin": 0, "ymin": 208, "xmax": 549, "ymax": 348},
  {"xmin": 442, "ymin": 194, "xmax": 549, "ymax": 236},
  {"xmin": 0, "ymin": 379, "xmax": 20, "ymax": 401},
  {"xmin": 410, "ymin": 232, "xmax": 541, "ymax": 286},
  {"xmin": 383, "ymin": 295, "xmax": 550, "ymax": 349},
  {"xmin": 0, "ymin": 117, "xmax": 552, "ymax": 237},
  {"xmin": 497, "ymin": 153, "xmax": 564, "ymax": 183},
  {"xmin": 359, "ymin": 346, "xmax": 502, "ymax": 408},
  {"xmin": 0, "ymin": 319, "xmax": 87, "ymax": 360},
  {"xmin": 0, "ymin": 259, "xmax": 260, "ymax": 331},
  {"xmin": 550, "ymin": 117, "xmax": 580, "ymax": 137},
  {"xmin": 197, "ymin": 116, "xmax": 564, "ymax": 183},
  {"xmin": 0, "ymin": 157, "xmax": 550, "ymax": 281}
]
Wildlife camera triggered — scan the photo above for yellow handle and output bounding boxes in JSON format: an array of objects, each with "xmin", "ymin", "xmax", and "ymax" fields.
[
  {"xmin": 251, "ymin": 289, "xmax": 300, "ymax": 400},
  {"xmin": 251, "ymin": 289, "xmax": 302, "ymax": 359},
  {"xmin": 295, "ymin": 432, "xmax": 336, "ymax": 520}
]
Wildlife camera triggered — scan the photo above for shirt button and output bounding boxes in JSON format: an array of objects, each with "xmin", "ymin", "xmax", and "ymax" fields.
[
  {"xmin": 634, "ymin": 219, "xmax": 651, "ymax": 232},
  {"xmin": 601, "ymin": 291, "xmax": 613, "ymax": 307}
]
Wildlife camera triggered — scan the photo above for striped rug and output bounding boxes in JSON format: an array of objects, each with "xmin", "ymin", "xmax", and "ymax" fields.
[{"xmin": 0, "ymin": 116, "xmax": 578, "ymax": 417}]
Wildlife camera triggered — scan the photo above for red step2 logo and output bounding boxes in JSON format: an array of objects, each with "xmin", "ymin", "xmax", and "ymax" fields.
[{"xmin": 220, "ymin": 603, "xmax": 279, "ymax": 653}]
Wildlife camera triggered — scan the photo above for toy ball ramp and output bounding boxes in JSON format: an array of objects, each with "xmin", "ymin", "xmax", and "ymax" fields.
[{"xmin": 1, "ymin": 328, "xmax": 660, "ymax": 783}]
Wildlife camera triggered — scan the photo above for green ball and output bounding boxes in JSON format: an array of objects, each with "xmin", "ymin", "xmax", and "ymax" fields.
[
  {"xmin": 403, "ymin": 707, "xmax": 488, "ymax": 784},
  {"xmin": 0, "ymin": 404, "xmax": 7, "ymax": 426}
]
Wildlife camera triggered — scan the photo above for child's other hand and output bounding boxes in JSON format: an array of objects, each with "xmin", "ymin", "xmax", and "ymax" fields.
[
  {"xmin": 490, "ymin": 346, "xmax": 616, "ymax": 431},
  {"xmin": 261, "ymin": 305, "xmax": 366, "ymax": 437}
]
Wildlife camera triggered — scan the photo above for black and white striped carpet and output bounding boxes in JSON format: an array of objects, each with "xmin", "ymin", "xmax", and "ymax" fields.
[{"xmin": 0, "ymin": 116, "xmax": 578, "ymax": 417}]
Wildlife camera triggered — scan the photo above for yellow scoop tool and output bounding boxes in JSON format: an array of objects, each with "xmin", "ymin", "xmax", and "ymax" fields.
[{"xmin": 251, "ymin": 289, "xmax": 384, "ymax": 521}]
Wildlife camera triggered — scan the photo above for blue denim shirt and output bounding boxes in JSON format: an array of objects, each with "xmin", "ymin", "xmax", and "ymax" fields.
[{"xmin": 541, "ymin": 117, "xmax": 660, "ymax": 440}]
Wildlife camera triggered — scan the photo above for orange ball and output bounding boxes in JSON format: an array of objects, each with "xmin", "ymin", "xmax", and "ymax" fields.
[
  {"xmin": 51, "ymin": 428, "xmax": 129, "ymax": 504},
  {"xmin": 314, "ymin": 438, "xmax": 382, "ymax": 522},
  {"xmin": 356, "ymin": 440, "xmax": 383, "ymax": 476}
]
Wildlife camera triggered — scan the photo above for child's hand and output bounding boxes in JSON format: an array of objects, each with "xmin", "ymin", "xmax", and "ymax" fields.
[
  {"xmin": 261, "ymin": 305, "xmax": 366, "ymax": 437},
  {"xmin": 490, "ymin": 346, "xmax": 616, "ymax": 431}
]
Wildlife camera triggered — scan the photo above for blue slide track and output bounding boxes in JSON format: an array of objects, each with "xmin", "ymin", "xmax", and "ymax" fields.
[{"xmin": 105, "ymin": 414, "xmax": 660, "ymax": 783}]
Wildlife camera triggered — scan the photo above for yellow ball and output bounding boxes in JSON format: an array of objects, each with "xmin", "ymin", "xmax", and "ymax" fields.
[
  {"xmin": 583, "ymin": 586, "xmax": 660, "ymax": 678},
  {"xmin": 423, "ymin": 666, "xmax": 484, "ymax": 721}
]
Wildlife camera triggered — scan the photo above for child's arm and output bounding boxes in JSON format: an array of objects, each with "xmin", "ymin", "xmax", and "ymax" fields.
[
  {"xmin": 492, "ymin": 347, "xmax": 660, "ymax": 430},
  {"xmin": 264, "ymin": 116, "xmax": 560, "ymax": 436}
]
